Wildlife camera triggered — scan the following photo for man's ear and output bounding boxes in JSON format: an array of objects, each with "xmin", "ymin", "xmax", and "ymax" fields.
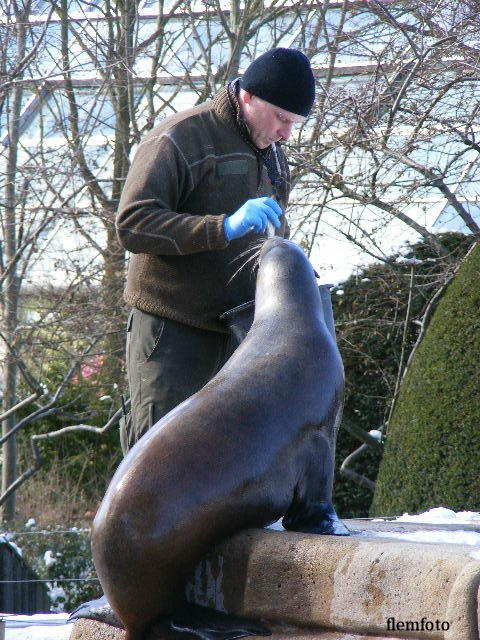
[{"xmin": 241, "ymin": 89, "xmax": 254, "ymax": 105}]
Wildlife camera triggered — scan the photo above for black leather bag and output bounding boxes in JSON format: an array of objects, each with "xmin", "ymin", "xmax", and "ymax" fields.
[{"xmin": 220, "ymin": 284, "xmax": 337, "ymax": 349}]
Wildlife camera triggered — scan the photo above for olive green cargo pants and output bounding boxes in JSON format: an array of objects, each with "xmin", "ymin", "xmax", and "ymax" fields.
[{"xmin": 120, "ymin": 309, "xmax": 237, "ymax": 454}]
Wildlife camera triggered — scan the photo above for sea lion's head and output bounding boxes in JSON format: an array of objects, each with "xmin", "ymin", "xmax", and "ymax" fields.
[{"xmin": 255, "ymin": 237, "xmax": 321, "ymax": 320}]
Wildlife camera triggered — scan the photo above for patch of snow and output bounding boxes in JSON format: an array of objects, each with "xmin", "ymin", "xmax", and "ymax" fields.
[
  {"xmin": 396, "ymin": 256, "xmax": 424, "ymax": 265},
  {"xmin": 46, "ymin": 583, "xmax": 67, "ymax": 612},
  {"xmin": 371, "ymin": 508, "xmax": 480, "ymax": 546},
  {"xmin": 2, "ymin": 614, "xmax": 72, "ymax": 640},
  {"xmin": 0, "ymin": 535, "xmax": 22, "ymax": 557},
  {"xmin": 274, "ymin": 507, "xmax": 480, "ymax": 546},
  {"xmin": 43, "ymin": 551, "xmax": 56, "ymax": 568},
  {"xmin": 394, "ymin": 507, "xmax": 480, "ymax": 524},
  {"xmin": 375, "ymin": 529, "xmax": 480, "ymax": 546},
  {"xmin": 374, "ymin": 507, "xmax": 480, "ymax": 525},
  {"xmin": 7, "ymin": 541, "xmax": 23, "ymax": 557}
]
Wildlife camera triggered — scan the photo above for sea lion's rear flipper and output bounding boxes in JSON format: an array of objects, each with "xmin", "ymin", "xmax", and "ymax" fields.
[
  {"xmin": 169, "ymin": 603, "xmax": 271, "ymax": 640},
  {"xmin": 68, "ymin": 594, "xmax": 124, "ymax": 628}
]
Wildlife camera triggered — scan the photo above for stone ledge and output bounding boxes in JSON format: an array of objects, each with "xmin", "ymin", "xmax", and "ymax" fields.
[
  {"xmin": 70, "ymin": 618, "xmax": 408, "ymax": 640},
  {"xmin": 70, "ymin": 525, "xmax": 480, "ymax": 640}
]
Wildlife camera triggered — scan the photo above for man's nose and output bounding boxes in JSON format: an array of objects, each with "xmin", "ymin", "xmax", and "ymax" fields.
[{"xmin": 279, "ymin": 122, "xmax": 293, "ymax": 140}]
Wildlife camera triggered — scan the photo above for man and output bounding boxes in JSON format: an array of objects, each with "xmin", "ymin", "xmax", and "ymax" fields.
[{"xmin": 116, "ymin": 48, "xmax": 316, "ymax": 453}]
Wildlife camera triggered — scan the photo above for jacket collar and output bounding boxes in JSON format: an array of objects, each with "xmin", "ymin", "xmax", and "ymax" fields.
[{"xmin": 212, "ymin": 80, "xmax": 272, "ymax": 159}]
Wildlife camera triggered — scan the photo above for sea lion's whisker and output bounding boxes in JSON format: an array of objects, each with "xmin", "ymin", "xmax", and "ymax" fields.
[
  {"xmin": 227, "ymin": 249, "xmax": 261, "ymax": 285},
  {"xmin": 229, "ymin": 239, "xmax": 264, "ymax": 264},
  {"xmin": 226, "ymin": 239, "xmax": 265, "ymax": 284}
]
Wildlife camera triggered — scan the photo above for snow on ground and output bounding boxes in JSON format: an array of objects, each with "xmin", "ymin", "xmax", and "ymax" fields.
[
  {"xmin": 371, "ymin": 507, "xmax": 480, "ymax": 554},
  {"xmin": 2, "ymin": 614, "xmax": 72, "ymax": 639},
  {"xmin": 270, "ymin": 506, "xmax": 480, "ymax": 552},
  {"xmin": 3, "ymin": 508, "xmax": 480, "ymax": 639},
  {"xmin": 377, "ymin": 506, "xmax": 480, "ymax": 525},
  {"xmin": 374, "ymin": 529, "xmax": 480, "ymax": 546}
]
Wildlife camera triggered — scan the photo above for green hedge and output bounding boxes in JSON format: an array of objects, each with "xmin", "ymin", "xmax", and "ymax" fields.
[
  {"xmin": 371, "ymin": 242, "xmax": 480, "ymax": 516},
  {"xmin": 331, "ymin": 233, "xmax": 473, "ymax": 517}
]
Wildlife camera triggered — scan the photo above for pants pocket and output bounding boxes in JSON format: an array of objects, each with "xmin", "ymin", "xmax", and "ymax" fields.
[{"xmin": 138, "ymin": 312, "xmax": 165, "ymax": 362}]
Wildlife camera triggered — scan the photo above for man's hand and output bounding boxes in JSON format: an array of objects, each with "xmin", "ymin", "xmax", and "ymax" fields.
[{"xmin": 224, "ymin": 197, "xmax": 282, "ymax": 241}]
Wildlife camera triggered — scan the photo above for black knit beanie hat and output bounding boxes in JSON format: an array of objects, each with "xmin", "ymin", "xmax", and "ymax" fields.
[{"xmin": 239, "ymin": 48, "xmax": 315, "ymax": 117}]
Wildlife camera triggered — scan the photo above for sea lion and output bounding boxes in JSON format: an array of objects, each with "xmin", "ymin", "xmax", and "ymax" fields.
[{"xmin": 72, "ymin": 237, "xmax": 348, "ymax": 640}]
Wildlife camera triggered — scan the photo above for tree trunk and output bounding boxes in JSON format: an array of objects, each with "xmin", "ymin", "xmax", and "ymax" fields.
[
  {"xmin": 1, "ymin": 4, "xmax": 26, "ymax": 522},
  {"xmin": 100, "ymin": 0, "xmax": 136, "ymax": 400}
]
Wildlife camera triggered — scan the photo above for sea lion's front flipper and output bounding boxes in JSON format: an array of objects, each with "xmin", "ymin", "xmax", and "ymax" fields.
[
  {"xmin": 282, "ymin": 432, "xmax": 350, "ymax": 536},
  {"xmin": 169, "ymin": 603, "xmax": 271, "ymax": 640},
  {"xmin": 68, "ymin": 594, "xmax": 124, "ymax": 628},
  {"xmin": 283, "ymin": 498, "xmax": 350, "ymax": 536},
  {"xmin": 318, "ymin": 501, "xmax": 350, "ymax": 536}
]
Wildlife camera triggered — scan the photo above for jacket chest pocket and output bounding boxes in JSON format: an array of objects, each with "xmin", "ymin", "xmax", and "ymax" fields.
[
  {"xmin": 201, "ymin": 157, "xmax": 257, "ymax": 211},
  {"xmin": 216, "ymin": 159, "xmax": 249, "ymax": 177}
]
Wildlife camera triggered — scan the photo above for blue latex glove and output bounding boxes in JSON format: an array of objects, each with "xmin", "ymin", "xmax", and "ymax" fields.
[{"xmin": 224, "ymin": 197, "xmax": 282, "ymax": 241}]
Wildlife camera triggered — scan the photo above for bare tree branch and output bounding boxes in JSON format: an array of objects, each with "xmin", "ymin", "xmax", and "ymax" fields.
[{"xmin": 0, "ymin": 402, "xmax": 128, "ymax": 507}]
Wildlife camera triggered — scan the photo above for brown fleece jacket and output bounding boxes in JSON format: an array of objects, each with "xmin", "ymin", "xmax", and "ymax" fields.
[{"xmin": 116, "ymin": 84, "xmax": 291, "ymax": 332}]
